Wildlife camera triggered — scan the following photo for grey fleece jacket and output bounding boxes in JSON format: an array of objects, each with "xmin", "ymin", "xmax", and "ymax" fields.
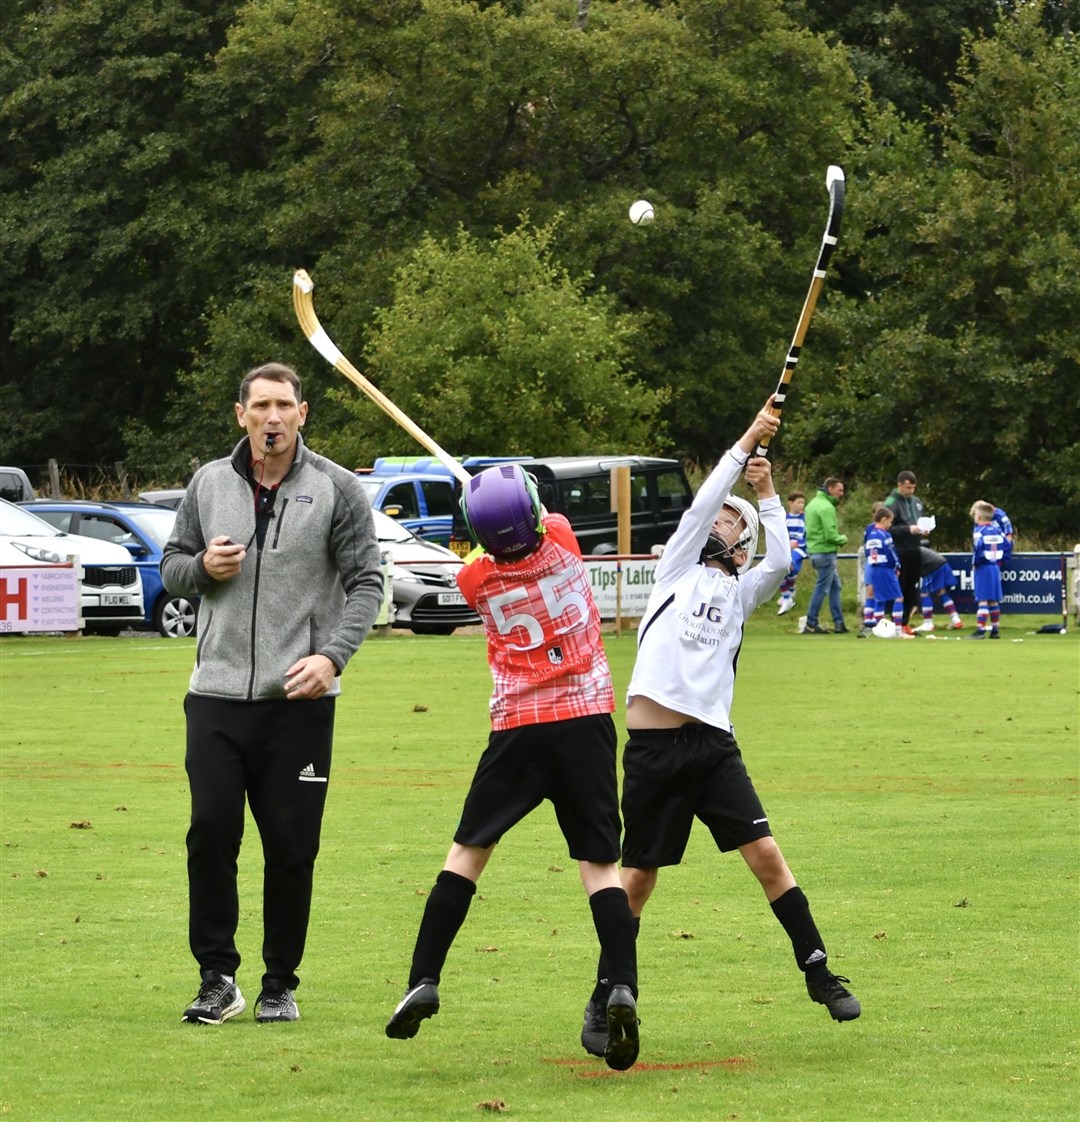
[{"xmin": 160, "ymin": 435, "xmax": 384, "ymax": 700}]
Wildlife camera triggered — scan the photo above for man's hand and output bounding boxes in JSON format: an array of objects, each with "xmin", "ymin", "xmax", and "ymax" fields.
[
  {"xmin": 203, "ymin": 535, "xmax": 246, "ymax": 582},
  {"xmin": 744, "ymin": 456, "xmax": 777, "ymax": 499},
  {"xmin": 285, "ymin": 654, "xmax": 336, "ymax": 700}
]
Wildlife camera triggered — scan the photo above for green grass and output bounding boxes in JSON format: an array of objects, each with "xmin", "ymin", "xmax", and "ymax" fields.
[{"xmin": 1, "ymin": 617, "xmax": 1077, "ymax": 1121}]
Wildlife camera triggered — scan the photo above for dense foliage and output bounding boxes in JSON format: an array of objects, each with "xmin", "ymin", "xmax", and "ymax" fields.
[{"xmin": 2, "ymin": 0, "xmax": 1075, "ymax": 544}]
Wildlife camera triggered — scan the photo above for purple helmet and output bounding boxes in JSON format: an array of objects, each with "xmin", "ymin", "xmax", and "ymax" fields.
[{"xmin": 462, "ymin": 464, "xmax": 543, "ymax": 560}]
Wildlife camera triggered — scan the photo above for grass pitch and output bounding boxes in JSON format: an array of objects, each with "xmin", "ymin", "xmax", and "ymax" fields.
[{"xmin": 0, "ymin": 616, "xmax": 1076, "ymax": 1121}]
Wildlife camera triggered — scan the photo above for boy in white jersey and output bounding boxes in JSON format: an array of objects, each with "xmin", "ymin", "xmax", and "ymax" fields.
[
  {"xmin": 580, "ymin": 399, "xmax": 860, "ymax": 1057},
  {"xmin": 386, "ymin": 464, "xmax": 639, "ymax": 1071}
]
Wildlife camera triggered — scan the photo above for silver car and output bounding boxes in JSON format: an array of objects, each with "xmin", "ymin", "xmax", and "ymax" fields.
[{"xmin": 372, "ymin": 510, "xmax": 480, "ymax": 635}]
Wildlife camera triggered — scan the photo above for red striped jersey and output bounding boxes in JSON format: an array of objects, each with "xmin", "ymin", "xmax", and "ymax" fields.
[{"xmin": 456, "ymin": 514, "xmax": 614, "ymax": 729}]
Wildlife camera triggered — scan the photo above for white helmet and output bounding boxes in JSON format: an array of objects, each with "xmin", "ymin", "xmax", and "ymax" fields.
[{"xmin": 702, "ymin": 496, "xmax": 760, "ymax": 575}]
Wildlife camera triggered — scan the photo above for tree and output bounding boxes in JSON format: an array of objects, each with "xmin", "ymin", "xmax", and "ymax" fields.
[
  {"xmin": 784, "ymin": 3, "xmax": 1079, "ymax": 542},
  {"xmin": 1, "ymin": 0, "xmax": 243, "ymax": 470},
  {"xmin": 314, "ymin": 219, "xmax": 665, "ymax": 468}
]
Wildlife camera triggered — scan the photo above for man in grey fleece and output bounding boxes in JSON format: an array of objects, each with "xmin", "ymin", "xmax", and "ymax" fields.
[{"xmin": 161, "ymin": 362, "xmax": 384, "ymax": 1026}]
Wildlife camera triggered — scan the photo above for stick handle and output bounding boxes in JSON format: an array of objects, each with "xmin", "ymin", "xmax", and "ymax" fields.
[
  {"xmin": 755, "ymin": 165, "xmax": 845, "ymax": 458},
  {"xmin": 292, "ymin": 270, "xmax": 471, "ymax": 486}
]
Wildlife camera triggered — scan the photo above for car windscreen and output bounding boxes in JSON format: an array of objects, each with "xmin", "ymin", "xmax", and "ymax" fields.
[
  {"xmin": 372, "ymin": 509, "xmax": 420, "ymax": 545},
  {"xmin": 123, "ymin": 507, "xmax": 177, "ymax": 549}
]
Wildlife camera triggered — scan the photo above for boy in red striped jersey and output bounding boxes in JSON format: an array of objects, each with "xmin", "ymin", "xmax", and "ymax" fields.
[{"xmin": 385, "ymin": 464, "xmax": 639, "ymax": 1071}]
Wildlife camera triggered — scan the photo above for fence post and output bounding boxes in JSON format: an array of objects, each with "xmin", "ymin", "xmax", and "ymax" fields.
[
  {"xmin": 48, "ymin": 459, "xmax": 61, "ymax": 497},
  {"xmin": 115, "ymin": 462, "xmax": 131, "ymax": 500}
]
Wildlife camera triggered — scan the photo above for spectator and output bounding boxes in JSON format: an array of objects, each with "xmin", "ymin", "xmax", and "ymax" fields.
[
  {"xmin": 883, "ymin": 471, "xmax": 930, "ymax": 632},
  {"xmin": 861, "ymin": 505, "xmax": 905, "ymax": 637},
  {"xmin": 803, "ymin": 478, "xmax": 849, "ymax": 634},
  {"xmin": 992, "ymin": 505, "xmax": 1015, "ymax": 563},
  {"xmin": 914, "ymin": 547, "xmax": 964, "ymax": 632},
  {"xmin": 969, "ymin": 500, "xmax": 1005, "ymax": 639},
  {"xmin": 776, "ymin": 491, "xmax": 807, "ymax": 616}
]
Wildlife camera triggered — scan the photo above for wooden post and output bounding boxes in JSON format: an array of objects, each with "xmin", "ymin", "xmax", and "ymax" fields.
[
  {"xmin": 115, "ymin": 462, "xmax": 131, "ymax": 500},
  {"xmin": 611, "ymin": 466, "xmax": 631, "ymax": 637},
  {"xmin": 48, "ymin": 458, "xmax": 61, "ymax": 498}
]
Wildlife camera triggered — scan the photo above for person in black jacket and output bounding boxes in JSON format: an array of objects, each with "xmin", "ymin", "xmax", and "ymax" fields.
[{"xmin": 883, "ymin": 471, "xmax": 930, "ymax": 631}]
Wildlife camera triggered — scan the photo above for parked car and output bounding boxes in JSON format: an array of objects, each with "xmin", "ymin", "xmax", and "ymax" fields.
[
  {"xmin": 355, "ymin": 470, "xmax": 457, "ymax": 546},
  {"xmin": 0, "ymin": 466, "xmax": 34, "ymax": 503},
  {"xmin": 138, "ymin": 489, "xmax": 186, "ymax": 510},
  {"xmin": 0, "ymin": 499, "xmax": 144, "ymax": 634},
  {"xmin": 448, "ymin": 455, "xmax": 694, "ymax": 556},
  {"xmin": 117, "ymin": 487, "xmax": 476, "ymax": 636},
  {"xmin": 372, "ymin": 509, "xmax": 480, "ymax": 635},
  {"xmin": 20, "ymin": 500, "xmax": 198, "ymax": 638}
]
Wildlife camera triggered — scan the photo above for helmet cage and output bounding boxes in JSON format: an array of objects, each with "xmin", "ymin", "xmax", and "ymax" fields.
[{"xmin": 701, "ymin": 496, "xmax": 759, "ymax": 575}]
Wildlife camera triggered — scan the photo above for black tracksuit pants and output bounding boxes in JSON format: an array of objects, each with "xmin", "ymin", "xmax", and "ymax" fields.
[
  {"xmin": 184, "ymin": 694, "xmax": 335, "ymax": 991},
  {"xmin": 896, "ymin": 548, "xmax": 923, "ymax": 626}
]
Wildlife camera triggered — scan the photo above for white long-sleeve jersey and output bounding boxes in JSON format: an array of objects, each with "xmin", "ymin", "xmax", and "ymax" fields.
[{"xmin": 626, "ymin": 444, "xmax": 790, "ymax": 731}]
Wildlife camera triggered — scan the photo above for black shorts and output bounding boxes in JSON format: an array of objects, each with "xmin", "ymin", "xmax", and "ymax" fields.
[
  {"xmin": 620, "ymin": 724, "xmax": 771, "ymax": 868},
  {"xmin": 454, "ymin": 713, "xmax": 621, "ymax": 864}
]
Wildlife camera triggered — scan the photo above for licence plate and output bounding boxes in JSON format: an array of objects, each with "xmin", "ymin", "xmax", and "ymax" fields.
[
  {"xmin": 102, "ymin": 594, "xmax": 132, "ymax": 606},
  {"xmin": 437, "ymin": 592, "xmax": 466, "ymax": 606}
]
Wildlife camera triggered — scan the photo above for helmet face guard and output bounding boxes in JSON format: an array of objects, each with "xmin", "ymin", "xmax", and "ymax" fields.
[
  {"xmin": 701, "ymin": 496, "xmax": 759, "ymax": 575},
  {"xmin": 461, "ymin": 464, "xmax": 544, "ymax": 560}
]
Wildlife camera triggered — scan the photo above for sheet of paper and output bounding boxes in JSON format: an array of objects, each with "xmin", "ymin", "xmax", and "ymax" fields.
[{"xmin": 917, "ymin": 516, "xmax": 936, "ymax": 532}]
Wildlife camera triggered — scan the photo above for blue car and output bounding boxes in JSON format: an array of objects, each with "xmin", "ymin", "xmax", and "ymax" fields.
[
  {"xmin": 19, "ymin": 500, "xmax": 198, "ymax": 637},
  {"xmin": 354, "ymin": 470, "xmax": 457, "ymax": 546},
  {"xmin": 356, "ymin": 456, "xmax": 532, "ymax": 546}
]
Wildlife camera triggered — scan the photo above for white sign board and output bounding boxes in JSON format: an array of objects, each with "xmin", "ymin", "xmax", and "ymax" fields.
[
  {"xmin": 583, "ymin": 556, "xmax": 659, "ymax": 620},
  {"xmin": 0, "ymin": 564, "xmax": 82, "ymax": 633}
]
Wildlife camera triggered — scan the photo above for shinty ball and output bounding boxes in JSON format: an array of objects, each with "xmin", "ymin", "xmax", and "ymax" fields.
[{"xmin": 629, "ymin": 199, "xmax": 655, "ymax": 226}]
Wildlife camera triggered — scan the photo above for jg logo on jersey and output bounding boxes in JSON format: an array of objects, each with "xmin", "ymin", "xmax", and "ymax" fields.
[
  {"xmin": 678, "ymin": 600, "xmax": 730, "ymax": 647},
  {"xmin": 547, "ymin": 645, "xmax": 564, "ymax": 666}
]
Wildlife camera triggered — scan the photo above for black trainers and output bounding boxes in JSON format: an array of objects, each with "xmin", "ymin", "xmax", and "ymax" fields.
[
  {"xmin": 181, "ymin": 972, "xmax": 246, "ymax": 1025},
  {"xmin": 255, "ymin": 987, "xmax": 299, "ymax": 1023},
  {"xmin": 833, "ymin": 624, "xmax": 851, "ymax": 634},
  {"xmin": 580, "ymin": 996, "xmax": 608, "ymax": 1057},
  {"xmin": 385, "ymin": 979, "xmax": 440, "ymax": 1039},
  {"xmin": 805, "ymin": 968, "xmax": 861, "ymax": 1022},
  {"xmin": 603, "ymin": 985, "xmax": 640, "ymax": 1071},
  {"xmin": 803, "ymin": 623, "xmax": 831, "ymax": 634}
]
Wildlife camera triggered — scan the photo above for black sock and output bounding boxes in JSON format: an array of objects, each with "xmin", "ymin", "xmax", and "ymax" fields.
[
  {"xmin": 408, "ymin": 869, "xmax": 476, "ymax": 988},
  {"xmin": 589, "ymin": 888, "xmax": 638, "ymax": 997},
  {"xmin": 591, "ymin": 914, "xmax": 640, "ymax": 1001},
  {"xmin": 770, "ymin": 885, "xmax": 828, "ymax": 972}
]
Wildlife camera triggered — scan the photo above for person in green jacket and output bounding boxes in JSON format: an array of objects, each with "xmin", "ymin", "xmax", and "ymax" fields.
[{"xmin": 803, "ymin": 478, "xmax": 848, "ymax": 634}]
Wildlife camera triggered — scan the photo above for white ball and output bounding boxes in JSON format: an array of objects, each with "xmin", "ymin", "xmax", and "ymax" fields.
[{"xmin": 629, "ymin": 199, "xmax": 655, "ymax": 226}]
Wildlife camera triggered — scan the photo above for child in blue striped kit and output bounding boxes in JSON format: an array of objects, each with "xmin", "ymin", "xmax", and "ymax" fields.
[
  {"xmin": 776, "ymin": 491, "xmax": 806, "ymax": 616},
  {"xmin": 970, "ymin": 500, "xmax": 1005, "ymax": 638}
]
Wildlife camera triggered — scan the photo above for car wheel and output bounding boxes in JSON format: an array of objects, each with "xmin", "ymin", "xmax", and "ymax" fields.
[
  {"xmin": 409, "ymin": 624, "xmax": 457, "ymax": 636},
  {"xmin": 155, "ymin": 594, "xmax": 198, "ymax": 638}
]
